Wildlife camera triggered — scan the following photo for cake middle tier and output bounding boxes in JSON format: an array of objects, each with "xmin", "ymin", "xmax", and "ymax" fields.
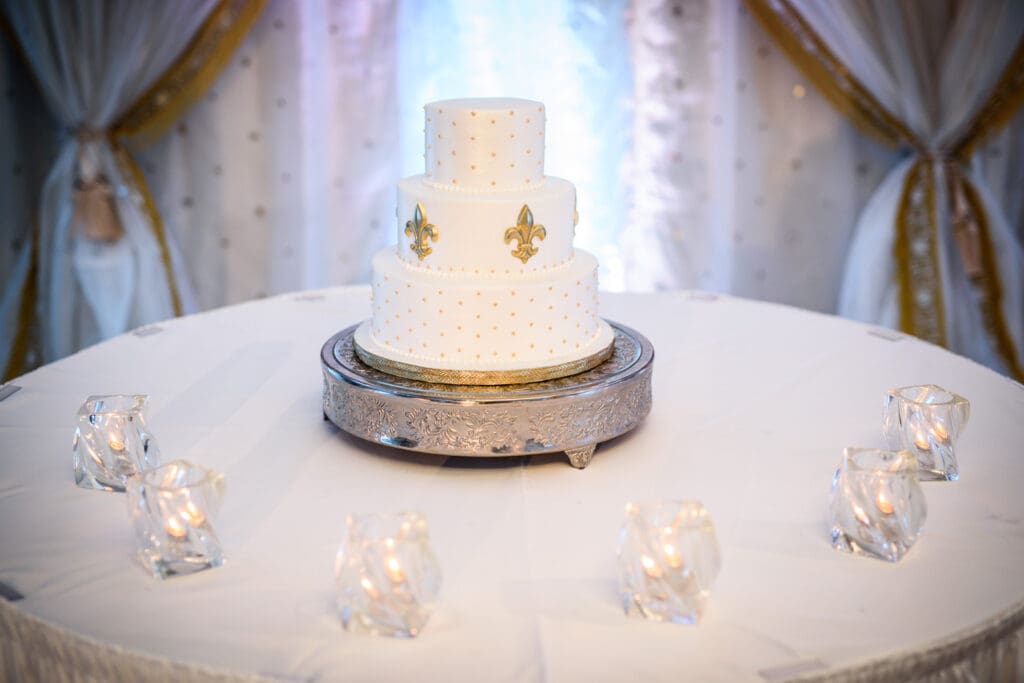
[
  {"xmin": 363, "ymin": 247, "xmax": 610, "ymax": 371},
  {"xmin": 396, "ymin": 175, "xmax": 576, "ymax": 275}
]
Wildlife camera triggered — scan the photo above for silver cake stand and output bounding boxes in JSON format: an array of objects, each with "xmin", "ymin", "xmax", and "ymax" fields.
[{"xmin": 321, "ymin": 321, "xmax": 653, "ymax": 468}]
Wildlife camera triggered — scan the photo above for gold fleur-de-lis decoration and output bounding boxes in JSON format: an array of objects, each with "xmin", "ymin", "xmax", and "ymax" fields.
[
  {"xmin": 504, "ymin": 204, "xmax": 546, "ymax": 264},
  {"xmin": 404, "ymin": 202, "xmax": 438, "ymax": 260}
]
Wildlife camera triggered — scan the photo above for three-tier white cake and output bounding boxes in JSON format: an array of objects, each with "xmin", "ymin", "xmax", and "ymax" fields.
[{"xmin": 354, "ymin": 97, "xmax": 614, "ymax": 384}]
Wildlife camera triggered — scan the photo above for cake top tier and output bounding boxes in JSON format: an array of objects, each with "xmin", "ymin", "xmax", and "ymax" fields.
[{"xmin": 423, "ymin": 97, "xmax": 546, "ymax": 193}]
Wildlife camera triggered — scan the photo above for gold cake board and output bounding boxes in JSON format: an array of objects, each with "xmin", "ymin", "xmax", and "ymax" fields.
[
  {"xmin": 321, "ymin": 320, "xmax": 653, "ymax": 468},
  {"xmin": 353, "ymin": 338, "xmax": 614, "ymax": 385}
]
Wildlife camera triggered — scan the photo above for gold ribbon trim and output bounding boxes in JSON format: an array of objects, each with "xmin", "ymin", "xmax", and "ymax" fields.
[
  {"xmin": 354, "ymin": 340, "xmax": 615, "ymax": 386},
  {"xmin": 3, "ymin": 226, "xmax": 38, "ymax": 382},
  {"xmin": 959, "ymin": 176, "xmax": 1024, "ymax": 380},
  {"xmin": 113, "ymin": 0, "xmax": 266, "ymax": 145},
  {"xmin": 894, "ymin": 159, "xmax": 946, "ymax": 348},
  {"xmin": 952, "ymin": 37, "xmax": 1024, "ymax": 161},
  {"xmin": 111, "ymin": 144, "xmax": 184, "ymax": 318},
  {"xmin": 744, "ymin": 0, "xmax": 920, "ymax": 149}
]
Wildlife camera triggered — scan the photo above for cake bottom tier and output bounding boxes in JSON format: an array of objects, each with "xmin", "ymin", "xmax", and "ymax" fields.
[{"xmin": 354, "ymin": 248, "xmax": 614, "ymax": 381}]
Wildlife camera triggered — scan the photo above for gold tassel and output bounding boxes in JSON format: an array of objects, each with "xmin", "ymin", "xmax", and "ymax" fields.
[
  {"xmin": 70, "ymin": 180, "xmax": 123, "ymax": 243},
  {"xmin": 69, "ymin": 130, "xmax": 124, "ymax": 243}
]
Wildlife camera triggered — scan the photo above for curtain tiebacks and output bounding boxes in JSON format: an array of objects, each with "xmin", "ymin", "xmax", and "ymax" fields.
[
  {"xmin": 70, "ymin": 128, "xmax": 124, "ymax": 243},
  {"xmin": 942, "ymin": 161, "xmax": 984, "ymax": 283},
  {"xmin": 906, "ymin": 152, "xmax": 985, "ymax": 283}
]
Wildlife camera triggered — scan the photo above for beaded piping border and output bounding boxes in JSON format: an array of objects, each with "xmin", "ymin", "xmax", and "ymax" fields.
[{"xmin": 354, "ymin": 338, "xmax": 615, "ymax": 386}]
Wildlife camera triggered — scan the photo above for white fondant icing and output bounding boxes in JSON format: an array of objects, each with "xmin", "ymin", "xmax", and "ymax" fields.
[
  {"xmin": 364, "ymin": 247, "xmax": 612, "ymax": 371},
  {"xmin": 396, "ymin": 175, "xmax": 575, "ymax": 274},
  {"xmin": 364, "ymin": 97, "xmax": 613, "ymax": 374},
  {"xmin": 424, "ymin": 98, "xmax": 545, "ymax": 192}
]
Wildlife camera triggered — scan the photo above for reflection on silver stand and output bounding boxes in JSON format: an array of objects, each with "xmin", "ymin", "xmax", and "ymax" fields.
[{"xmin": 321, "ymin": 321, "xmax": 653, "ymax": 468}]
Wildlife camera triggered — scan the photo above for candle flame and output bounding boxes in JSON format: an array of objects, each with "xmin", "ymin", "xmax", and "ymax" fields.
[
  {"xmin": 852, "ymin": 502, "xmax": 871, "ymax": 526},
  {"xmin": 931, "ymin": 422, "xmax": 949, "ymax": 441},
  {"xmin": 108, "ymin": 438, "xmax": 126, "ymax": 452},
  {"xmin": 360, "ymin": 576, "xmax": 379, "ymax": 599},
  {"xmin": 913, "ymin": 429, "xmax": 930, "ymax": 450},
  {"xmin": 385, "ymin": 556, "xmax": 405, "ymax": 583},
  {"xmin": 182, "ymin": 500, "xmax": 205, "ymax": 526},
  {"xmin": 875, "ymin": 489, "xmax": 894, "ymax": 515},
  {"xmin": 663, "ymin": 543, "xmax": 683, "ymax": 569},
  {"xmin": 640, "ymin": 554, "xmax": 662, "ymax": 578},
  {"xmin": 166, "ymin": 515, "xmax": 187, "ymax": 539}
]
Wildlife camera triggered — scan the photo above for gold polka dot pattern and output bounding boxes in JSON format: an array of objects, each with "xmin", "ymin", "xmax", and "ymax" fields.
[
  {"xmin": 367, "ymin": 247, "xmax": 610, "ymax": 370},
  {"xmin": 424, "ymin": 98, "xmax": 545, "ymax": 192}
]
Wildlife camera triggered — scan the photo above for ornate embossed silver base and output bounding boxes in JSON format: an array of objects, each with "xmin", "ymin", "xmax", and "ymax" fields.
[{"xmin": 322, "ymin": 321, "xmax": 653, "ymax": 468}]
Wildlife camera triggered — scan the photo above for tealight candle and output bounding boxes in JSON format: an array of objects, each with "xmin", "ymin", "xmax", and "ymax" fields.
[
  {"xmin": 166, "ymin": 515, "xmax": 188, "ymax": 540},
  {"xmin": 335, "ymin": 512, "xmax": 441, "ymax": 638},
  {"xmin": 875, "ymin": 488, "xmax": 894, "ymax": 515},
  {"xmin": 126, "ymin": 460, "xmax": 226, "ymax": 579},
  {"xmin": 883, "ymin": 385, "xmax": 969, "ymax": 481},
  {"xmin": 385, "ymin": 556, "xmax": 405, "ymax": 584},
  {"xmin": 663, "ymin": 543, "xmax": 683, "ymax": 569},
  {"xmin": 73, "ymin": 395, "xmax": 161, "ymax": 492},
  {"xmin": 640, "ymin": 554, "xmax": 663, "ymax": 578},
  {"xmin": 829, "ymin": 448, "xmax": 926, "ymax": 562},
  {"xmin": 182, "ymin": 500, "xmax": 205, "ymax": 526},
  {"xmin": 618, "ymin": 500, "xmax": 720, "ymax": 624}
]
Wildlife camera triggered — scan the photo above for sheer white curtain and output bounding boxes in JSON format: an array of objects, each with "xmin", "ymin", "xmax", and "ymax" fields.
[
  {"xmin": 785, "ymin": 0, "xmax": 1024, "ymax": 377},
  {"xmin": 626, "ymin": 0, "xmax": 900, "ymax": 311},
  {"xmin": 0, "ymin": 0, "xmax": 219, "ymax": 369},
  {"xmin": 0, "ymin": 37, "xmax": 61, "ymax": 376}
]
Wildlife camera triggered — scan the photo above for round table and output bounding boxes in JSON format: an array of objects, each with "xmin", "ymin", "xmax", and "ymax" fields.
[{"xmin": 1, "ymin": 288, "xmax": 1022, "ymax": 682}]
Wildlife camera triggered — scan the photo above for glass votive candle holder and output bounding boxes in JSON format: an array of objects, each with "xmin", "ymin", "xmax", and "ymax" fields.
[
  {"xmin": 126, "ymin": 460, "xmax": 226, "ymax": 579},
  {"xmin": 617, "ymin": 500, "xmax": 721, "ymax": 625},
  {"xmin": 829, "ymin": 448, "xmax": 927, "ymax": 562},
  {"xmin": 883, "ymin": 384, "xmax": 970, "ymax": 481},
  {"xmin": 334, "ymin": 512, "xmax": 442, "ymax": 638},
  {"xmin": 73, "ymin": 394, "xmax": 161, "ymax": 492}
]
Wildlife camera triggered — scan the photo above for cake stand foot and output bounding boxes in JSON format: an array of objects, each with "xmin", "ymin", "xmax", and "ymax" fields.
[{"xmin": 566, "ymin": 445, "xmax": 596, "ymax": 469}]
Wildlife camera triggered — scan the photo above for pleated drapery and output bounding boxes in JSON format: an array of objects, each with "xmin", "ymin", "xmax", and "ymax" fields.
[
  {"xmin": 748, "ymin": 0, "xmax": 1024, "ymax": 380},
  {"xmin": 0, "ymin": 0, "xmax": 264, "ymax": 380}
]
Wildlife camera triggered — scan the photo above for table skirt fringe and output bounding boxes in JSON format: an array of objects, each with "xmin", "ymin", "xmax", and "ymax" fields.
[
  {"xmin": 0, "ymin": 599, "xmax": 275, "ymax": 683},
  {"xmin": 798, "ymin": 600, "xmax": 1024, "ymax": 682},
  {"xmin": 3, "ymin": 594, "xmax": 1023, "ymax": 681}
]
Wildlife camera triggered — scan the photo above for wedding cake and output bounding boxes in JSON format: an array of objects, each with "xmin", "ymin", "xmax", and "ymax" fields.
[{"xmin": 354, "ymin": 97, "xmax": 614, "ymax": 384}]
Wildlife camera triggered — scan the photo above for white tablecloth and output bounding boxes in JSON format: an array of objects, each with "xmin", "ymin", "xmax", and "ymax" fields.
[{"xmin": 1, "ymin": 288, "xmax": 1023, "ymax": 682}]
